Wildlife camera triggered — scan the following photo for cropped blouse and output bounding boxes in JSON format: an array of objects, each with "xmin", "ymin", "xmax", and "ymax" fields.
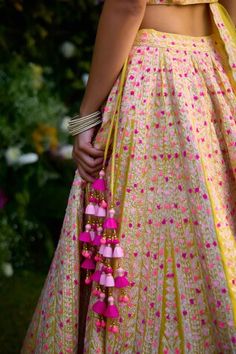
[{"xmin": 145, "ymin": 0, "xmax": 236, "ymax": 83}]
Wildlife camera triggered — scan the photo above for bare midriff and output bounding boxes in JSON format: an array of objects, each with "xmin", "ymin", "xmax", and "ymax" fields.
[{"xmin": 140, "ymin": 4, "xmax": 213, "ymax": 36}]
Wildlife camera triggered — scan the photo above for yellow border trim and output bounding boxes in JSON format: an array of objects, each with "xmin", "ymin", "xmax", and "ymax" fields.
[{"xmin": 199, "ymin": 155, "xmax": 236, "ymax": 326}]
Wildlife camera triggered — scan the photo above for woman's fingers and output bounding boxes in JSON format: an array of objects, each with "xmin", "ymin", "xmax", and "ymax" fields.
[
  {"xmin": 77, "ymin": 156, "xmax": 103, "ymax": 176},
  {"xmin": 73, "ymin": 153, "xmax": 100, "ymax": 182},
  {"xmin": 79, "ymin": 141, "xmax": 105, "ymax": 158},
  {"xmin": 72, "ymin": 150, "xmax": 104, "ymax": 180},
  {"xmin": 74, "ymin": 148, "xmax": 104, "ymax": 169},
  {"xmin": 72, "ymin": 127, "xmax": 106, "ymax": 182},
  {"xmin": 77, "ymin": 165, "xmax": 96, "ymax": 183}
]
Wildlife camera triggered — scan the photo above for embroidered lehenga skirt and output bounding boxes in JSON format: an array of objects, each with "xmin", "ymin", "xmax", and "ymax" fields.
[{"xmin": 22, "ymin": 4, "xmax": 236, "ymax": 354}]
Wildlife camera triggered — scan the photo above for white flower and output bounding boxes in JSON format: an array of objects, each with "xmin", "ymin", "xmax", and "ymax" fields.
[
  {"xmin": 60, "ymin": 41, "xmax": 76, "ymax": 58},
  {"xmin": 58, "ymin": 144, "xmax": 73, "ymax": 159},
  {"xmin": 5, "ymin": 147, "xmax": 21, "ymax": 166},
  {"xmin": 2, "ymin": 262, "xmax": 14, "ymax": 277},
  {"xmin": 60, "ymin": 116, "xmax": 71, "ymax": 133},
  {"xmin": 18, "ymin": 153, "xmax": 39, "ymax": 165},
  {"xmin": 82, "ymin": 73, "xmax": 89, "ymax": 86}
]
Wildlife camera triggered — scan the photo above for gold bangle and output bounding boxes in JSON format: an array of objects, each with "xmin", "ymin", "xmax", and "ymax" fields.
[
  {"xmin": 68, "ymin": 116, "xmax": 102, "ymax": 133},
  {"xmin": 68, "ymin": 110, "xmax": 102, "ymax": 136},
  {"xmin": 68, "ymin": 116, "xmax": 102, "ymax": 130},
  {"xmin": 71, "ymin": 111, "xmax": 101, "ymax": 121},
  {"xmin": 68, "ymin": 119, "xmax": 102, "ymax": 135},
  {"xmin": 69, "ymin": 119, "xmax": 102, "ymax": 136},
  {"xmin": 69, "ymin": 115, "xmax": 101, "ymax": 126}
]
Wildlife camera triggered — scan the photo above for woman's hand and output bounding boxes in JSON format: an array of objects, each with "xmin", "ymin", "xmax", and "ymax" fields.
[{"xmin": 72, "ymin": 125, "xmax": 105, "ymax": 183}]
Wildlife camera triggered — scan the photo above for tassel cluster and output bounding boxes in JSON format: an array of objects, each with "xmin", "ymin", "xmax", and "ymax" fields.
[{"xmin": 79, "ymin": 168, "xmax": 130, "ymax": 333}]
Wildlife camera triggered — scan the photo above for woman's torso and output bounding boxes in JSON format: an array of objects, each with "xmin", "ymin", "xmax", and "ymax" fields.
[{"xmin": 140, "ymin": 2, "xmax": 215, "ymax": 36}]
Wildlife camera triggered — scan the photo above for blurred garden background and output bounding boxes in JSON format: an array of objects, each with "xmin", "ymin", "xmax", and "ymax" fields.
[{"xmin": 0, "ymin": 0, "xmax": 102, "ymax": 352}]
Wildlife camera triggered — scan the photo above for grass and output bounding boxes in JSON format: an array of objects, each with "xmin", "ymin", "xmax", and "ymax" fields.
[{"xmin": 0, "ymin": 271, "xmax": 46, "ymax": 354}]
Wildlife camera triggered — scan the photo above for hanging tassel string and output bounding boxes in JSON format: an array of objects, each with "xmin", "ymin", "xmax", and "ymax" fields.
[
  {"xmin": 102, "ymin": 58, "xmax": 129, "ymax": 205},
  {"xmin": 80, "ymin": 57, "xmax": 130, "ymax": 333}
]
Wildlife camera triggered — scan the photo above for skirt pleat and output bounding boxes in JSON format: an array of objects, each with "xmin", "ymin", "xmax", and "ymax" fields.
[{"xmin": 86, "ymin": 29, "xmax": 236, "ymax": 353}]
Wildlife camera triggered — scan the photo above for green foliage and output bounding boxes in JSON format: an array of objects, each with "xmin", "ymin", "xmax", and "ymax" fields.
[
  {"xmin": 0, "ymin": 0, "xmax": 102, "ymax": 112},
  {"xmin": 0, "ymin": 1, "xmax": 102, "ymax": 351},
  {"xmin": 0, "ymin": 0, "xmax": 102, "ymax": 273},
  {"xmin": 0, "ymin": 54, "xmax": 74, "ymax": 272},
  {"xmin": 0, "ymin": 56, "xmax": 67, "ymax": 150}
]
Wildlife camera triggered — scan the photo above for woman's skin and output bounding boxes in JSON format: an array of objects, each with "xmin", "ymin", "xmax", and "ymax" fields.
[{"xmin": 72, "ymin": 0, "xmax": 236, "ymax": 183}]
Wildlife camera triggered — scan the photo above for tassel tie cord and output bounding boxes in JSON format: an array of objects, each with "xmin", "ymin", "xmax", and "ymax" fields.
[{"xmin": 79, "ymin": 58, "xmax": 129, "ymax": 334}]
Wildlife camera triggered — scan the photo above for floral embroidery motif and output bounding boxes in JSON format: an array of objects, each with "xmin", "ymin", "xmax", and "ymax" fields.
[{"xmin": 22, "ymin": 10, "xmax": 236, "ymax": 354}]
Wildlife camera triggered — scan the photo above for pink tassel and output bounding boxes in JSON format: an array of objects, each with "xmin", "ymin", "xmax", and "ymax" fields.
[
  {"xmin": 119, "ymin": 294, "xmax": 129, "ymax": 303},
  {"xmin": 103, "ymin": 218, "xmax": 118, "ymax": 229},
  {"xmin": 91, "ymin": 263, "xmax": 103, "ymax": 282},
  {"xmin": 92, "ymin": 179, "xmax": 106, "ymax": 192},
  {"xmin": 85, "ymin": 275, "xmax": 92, "ymax": 285},
  {"xmin": 91, "ymin": 270, "xmax": 102, "ymax": 283},
  {"xmin": 92, "ymin": 288, "xmax": 101, "ymax": 296},
  {"xmin": 115, "ymin": 276, "xmax": 129, "ymax": 288},
  {"xmin": 90, "ymin": 229, "xmax": 96, "ymax": 242},
  {"xmin": 97, "ymin": 225, "xmax": 103, "ymax": 233},
  {"xmin": 79, "ymin": 231, "xmax": 91, "ymax": 243},
  {"xmin": 104, "ymin": 296, "xmax": 119, "ymax": 318},
  {"xmin": 105, "ymin": 273, "xmax": 115, "ymax": 287},
  {"xmin": 96, "ymin": 206, "xmax": 106, "ymax": 217},
  {"xmin": 92, "ymin": 293, "xmax": 106, "ymax": 315},
  {"xmin": 82, "ymin": 249, "xmax": 91, "ymax": 258},
  {"xmin": 103, "ymin": 208, "xmax": 118, "ymax": 229},
  {"xmin": 99, "ymin": 271, "xmax": 106, "ymax": 286},
  {"xmin": 89, "ymin": 196, "xmax": 97, "ymax": 203},
  {"xmin": 92, "ymin": 233, "xmax": 101, "ymax": 247},
  {"xmin": 94, "ymin": 253, "xmax": 102, "ymax": 262},
  {"xmin": 115, "ymin": 267, "xmax": 129, "ymax": 288},
  {"xmin": 108, "ymin": 324, "xmax": 119, "ymax": 333},
  {"xmin": 85, "ymin": 202, "xmax": 96, "ymax": 215},
  {"xmin": 113, "ymin": 244, "xmax": 124, "ymax": 258},
  {"xmin": 111, "ymin": 237, "xmax": 119, "ymax": 245},
  {"xmin": 99, "ymin": 244, "xmax": 105, "ymax": 255},
  {"xmin": 106, "ymin": 265, "xmax": 113, "ymax": 274},
  {"xmin": 94, "ymin": 226, "xmax": 103, "ymax": 248},
  {"xmin": 103, "ymin": 244, "xmax": 113, "ymax": 258},
  {"xmin": 95, "ymin": 317, "xmax": 106, "ymax": 328},
  {"xmin": 100, "ymin": 237, "xmax": 107, "ymax": 245},
  {"xmin": 94, "ymin": 203, "xmax": 100, "ymax": 215},
  {"xmin": 81, "ymin": 258, "xmax": 96, "ymax": 270},
  {"xmin": 100, "ymin": 200, "xmax": 107, "ymax": 208},
  {"xmin": 92, "ymin": 170, "xmax": 106, "ymax": 191},
  {"xmin": 79, "ymin": 223, "xmax": 92, "ymax": 243}
]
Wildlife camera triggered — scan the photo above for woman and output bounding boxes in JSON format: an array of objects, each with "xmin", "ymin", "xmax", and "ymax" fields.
[{"xmin": 22, "ymin": 0, "xmax": 236, "ymax": 353}]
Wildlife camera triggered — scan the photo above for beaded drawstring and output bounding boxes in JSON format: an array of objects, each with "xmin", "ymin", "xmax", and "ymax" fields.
[{"xmin": 79, "ymin": 58, "xmax": 129, "ymax": 334}]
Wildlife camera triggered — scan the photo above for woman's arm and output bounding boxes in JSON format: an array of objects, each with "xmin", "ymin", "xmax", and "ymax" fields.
[
  {"xmin": 219, "ymin": 0, "xmax": 236, "ymax": 25},
  {"xmin": 73, "ymin": 0, "xmax": 147, "ymax": 183},
  {"xmin": 79, "ymin": 0, "xmax": 146, "ymax": 116}
]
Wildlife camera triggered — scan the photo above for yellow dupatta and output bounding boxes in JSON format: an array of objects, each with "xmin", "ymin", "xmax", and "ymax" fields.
[{"xmin": 210, "ymin": 2, "xmax": 236, "ymax": 84}]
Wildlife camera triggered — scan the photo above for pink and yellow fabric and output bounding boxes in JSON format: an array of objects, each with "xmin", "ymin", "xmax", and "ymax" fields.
[
  {"xmin": 21, "ymin": 2, "xmax": 236, "ymax": 354},
  {"xmin": 147, "ymin": 0, "xmax": 236, "ymax": 83}
]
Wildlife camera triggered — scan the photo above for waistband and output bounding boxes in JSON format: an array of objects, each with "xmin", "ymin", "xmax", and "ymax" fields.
[{"xmin": 133, "ymin": 28, "xmax": 219, "ymax": 51}]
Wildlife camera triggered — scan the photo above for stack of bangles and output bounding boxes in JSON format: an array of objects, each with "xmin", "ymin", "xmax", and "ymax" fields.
[{"xmin": 68, "ymin": 110, "xmax": 102, "ymax": 136}]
